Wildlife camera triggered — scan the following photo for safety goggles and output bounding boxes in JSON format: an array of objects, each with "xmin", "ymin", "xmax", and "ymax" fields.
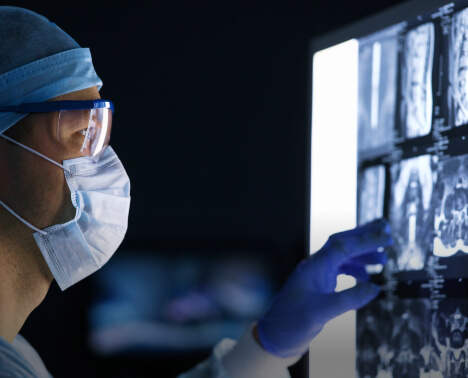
[{"xmin": 0, "ymin": 99, "xmax": 114, "ymax": 162}]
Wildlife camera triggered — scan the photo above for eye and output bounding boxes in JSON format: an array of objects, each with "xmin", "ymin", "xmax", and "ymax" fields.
[{"xmin": 78, "ymin": 128, "xmax": 88, "ymax": 136}]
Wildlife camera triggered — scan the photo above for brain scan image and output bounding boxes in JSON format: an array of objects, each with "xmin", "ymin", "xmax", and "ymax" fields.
[
  {"xmin": 358, "ymin": 27, "xmax": 399, "ymax": 157},
  {"xmin": 449, "ymin": 9, "xmax": 468, "ymax": 127},
  {"xmin": 358, "ymin": 165, "xmax": 386, "ymax": 226},
  {"xmin": 400, "ymin": 23, "xmax": 435, "ymax": 139},
  {"xmin": 390, "ymin": 155, "xmax": 438, "ymax": 271},
  {"xmin": 434, "ymin": 155, "xmax": 468, "ymax": 257}
]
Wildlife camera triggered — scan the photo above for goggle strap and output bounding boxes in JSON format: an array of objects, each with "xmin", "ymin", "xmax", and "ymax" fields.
[
  {"xmin": 0, "ymin": 134, "xmax": 71, "ymax": 173},
  {"xmin": 0, "ymin": 200, "xmax": 47, "ymax": 235}
]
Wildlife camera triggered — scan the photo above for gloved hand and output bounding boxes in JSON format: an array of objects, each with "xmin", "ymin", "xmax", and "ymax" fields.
[{"xmin": 256, "ymin": 218, "xmax": 392, "ymax": 358}]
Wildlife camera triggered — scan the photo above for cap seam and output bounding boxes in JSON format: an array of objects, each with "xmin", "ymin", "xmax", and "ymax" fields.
[{"xmin": 0, "ymin": 48, "xmax": 91, "ymax": 86}]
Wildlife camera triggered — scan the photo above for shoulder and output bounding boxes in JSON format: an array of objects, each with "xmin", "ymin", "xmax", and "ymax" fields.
[
  {"xmin": 0, "ymin": 334, "xmax": 53, "ymax": 378},
  {"xmin": 0, "ymin": 334, "xmax": 38, "ymax": 377}
]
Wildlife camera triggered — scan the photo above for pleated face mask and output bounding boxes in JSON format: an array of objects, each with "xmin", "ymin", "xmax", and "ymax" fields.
[{"xmin": 0, "ymin": 134, "xmax": 131, "ymax": 290}]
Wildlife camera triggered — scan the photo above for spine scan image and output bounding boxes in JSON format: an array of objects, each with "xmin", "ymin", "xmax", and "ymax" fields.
[
  {"xmin": 401, "ymin": 23, "xmax": 435, "ymax": 139},
  {"xmin": 358, "ymin": 165, "xmax": 386, "ymax": 226},
  {"xmin": 356, "ymin": 299, "xmax": 432, "ymax": 378},
  {"xmin": 430, "ymin": 299, "xmax": 468, "ymax": 377},
  {"xmin": 358, "ymin": 27, "xmax": 399, "ymax": 157},
  {"xmin": 450, "ymin": 9, "xmax": 468, "ymax": 127},
  {"xmin": 390, "ymin": 155, "xmax": 438, "ymax": 271},
  {"xmin": 434, "ymin": 155, "xmax": 468, "ymax": 257}
]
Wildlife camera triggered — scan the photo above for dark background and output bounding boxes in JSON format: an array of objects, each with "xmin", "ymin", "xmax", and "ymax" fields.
[{"xmin": 4, "ymin": 1, "xmax": 408, "ymax": 377}]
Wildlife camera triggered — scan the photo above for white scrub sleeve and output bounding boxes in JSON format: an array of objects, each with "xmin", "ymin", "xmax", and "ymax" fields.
[{"xmin": 177, "ymin": 322, "xmax": 302, "ymax": 378}]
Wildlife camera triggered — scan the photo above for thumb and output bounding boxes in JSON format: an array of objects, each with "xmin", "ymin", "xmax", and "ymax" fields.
[{"xmin": 323, "ymin": 282, "xmax": 380, "ymax": 321}]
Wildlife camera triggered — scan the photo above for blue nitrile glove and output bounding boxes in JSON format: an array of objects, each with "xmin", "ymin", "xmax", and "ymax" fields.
[{"xmin": 256, "ymin": 218, "xmax": 392, "ymax": 358}]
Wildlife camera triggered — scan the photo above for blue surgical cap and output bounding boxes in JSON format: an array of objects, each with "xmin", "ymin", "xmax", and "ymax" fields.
[{"xmin": 0, "ymin": 6, "xmax": 103, "ymax": 134}]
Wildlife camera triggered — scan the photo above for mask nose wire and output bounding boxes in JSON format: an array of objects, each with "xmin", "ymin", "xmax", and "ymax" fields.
[{"xmin": 0, "ymin": 133, "xmax": 71, "ymax": 173}]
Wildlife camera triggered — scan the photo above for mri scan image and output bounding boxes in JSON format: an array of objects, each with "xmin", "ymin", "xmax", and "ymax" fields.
[
  {"xmin": 390, "ymin": 155, "xmax": 438, "ymax": 271},
  {"xmin": 354, "ymin": 5, "xmax": 468, "ymax": 378},
  {"xmin": 358, "ymin": 27, "xmax": 399, "ymax": 156},
  {"xmin": 430, "ymin": 298, "xmax": 468, "ymax": 377},
  {"xmin": 400, "ymin": 23, "xmax": 435, "ymax": 139},
  {"xmin": 449, "ymin": 9, "xmax": 468, "ymax": 127},
  {"xmin": 356, "ymin": 298, "xmax": 432, "ymax": 378},
  {"xmin": 357, "ymin": 301, "xmax": 392, "ymax": 378},
  {"xmin": 358, "ymin": 165, "xmax": 386, "ymax": 225},
  {"xmin": 434, "ymin": 154, "xmax": 468, "ymax": 257}
]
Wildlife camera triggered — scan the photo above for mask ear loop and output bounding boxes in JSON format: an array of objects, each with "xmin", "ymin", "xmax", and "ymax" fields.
[
  {"xmin": 0, "ymin": 132, "xmax": 73, "ymax": 235},
  {"xmin": 0, "ymin": 200, "xmax": 47, "ymax": 235},
  {"xmin": 0, "ymin": 133, "xmax": 71, "ymax": 173}
]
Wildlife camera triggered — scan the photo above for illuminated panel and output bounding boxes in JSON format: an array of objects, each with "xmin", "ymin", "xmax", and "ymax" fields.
[{"xmin": 309, "ymin": 39, "xmax": 358, "ymax": 377}]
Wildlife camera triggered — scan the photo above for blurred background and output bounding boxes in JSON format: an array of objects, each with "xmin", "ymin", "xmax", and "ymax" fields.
[{"xmin": 4, "ymin": 1, "xmax": 407, "ymax": 377}]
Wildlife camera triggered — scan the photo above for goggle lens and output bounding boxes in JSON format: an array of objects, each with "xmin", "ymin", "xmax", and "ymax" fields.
[{"xmin": 58, "ymin": 108, "xmax": 113, "ymax": 162}]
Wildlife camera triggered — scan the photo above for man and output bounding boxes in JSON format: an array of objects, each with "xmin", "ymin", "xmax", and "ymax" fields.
[{"xmin": 0, "ymin": 6, "xmax": 392, "ymax": 377}]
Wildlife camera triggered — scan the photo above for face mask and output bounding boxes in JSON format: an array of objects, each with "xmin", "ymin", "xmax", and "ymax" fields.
[{"xmin": 0, "ymin": 134, "xmax": 131, "ymax": 290}]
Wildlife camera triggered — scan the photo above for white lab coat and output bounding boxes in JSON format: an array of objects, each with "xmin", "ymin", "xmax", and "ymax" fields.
[{"xmin": 0, "ymin": 323, "xmax": 301, "ymax": 378}]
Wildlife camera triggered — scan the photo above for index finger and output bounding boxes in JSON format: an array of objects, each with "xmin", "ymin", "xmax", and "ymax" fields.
[
  {"xmin": 327, "ymin": 220, "xmax": 393, "ymax": 262},
  {"xmin": 333, "ymin": 218, "xmax": 391, "ymax": 239}
]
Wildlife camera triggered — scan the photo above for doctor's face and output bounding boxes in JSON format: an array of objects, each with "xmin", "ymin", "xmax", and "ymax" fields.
[{"xmin": 0, "ymin": 86, "xmax": 101, "ymax": 234}]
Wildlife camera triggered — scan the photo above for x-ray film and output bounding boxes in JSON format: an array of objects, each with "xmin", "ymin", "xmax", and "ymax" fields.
[
  {"xmin": 351, "ymin": 3, "xmax": 468, "ymax": 378},
  {"xmin": 434, "ymin": 154, "xmax": 468, "ymax": 257},
  {"xmin": 356, "ymin": 301, "xmax": 392, "ymax": 378},
  {"xmin": 449, "ymin": 9, "xmax": 468, "ymax": 127},
  {"xmin": 358, "ymin": 28, "xmax": 399, "ymax": 157},
  {"xmin": 390, "ymin": 155, "xmax": 437, "ymax": 271},
  {"xmin": 358, "ymin": 165, "xmax": 386, "ymax": 225},
  {"xmin": 356, "ymin": 298, "xmax": 432, "ymax": 378},
  {"xmin": 400, "ymin": 23, "xmax": 435, "ymax": 139},
  {"xmin": 430, "ymin": 298, "xmax": 468, "ymax": 377}
]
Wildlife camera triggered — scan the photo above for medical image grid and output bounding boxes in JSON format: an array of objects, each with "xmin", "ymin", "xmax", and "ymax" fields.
[
  {"xmin": 358, "ymin": 165, "xmax": 386, "ymax": 226},
  {"xmin": 358, "ymin": 28, "xmax": 399, "ymax": 158},
  {"xmin": 449, "ymin": 9, "xmax": 468, "ymax": 127},
  {"xmin": 355, "ymin": 4, "xmax": 468, "ymax": 377},
  {"xmin": 434, "ymin": 155, "xmax": 468, "ymax": 257},
  {"xmin": 400, "ymin": 23, "xmax": 435, "ymax": 139},
  {"xmin": 356, "ymin": 299, "xmax": 432, "ymax": 378},
  {"xmin": 390, "ymin": 155, "xmax": 438, "ymax": 272}
]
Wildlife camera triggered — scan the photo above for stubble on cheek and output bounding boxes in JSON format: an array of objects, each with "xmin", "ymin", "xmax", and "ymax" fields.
[
  {"xmin": 33, "ymin": 162, "xmax": 76, "ymax": 228},
  {"xmin": 7, "ymin": 148, "xmax": 75, "ymax": 230},
  {"xmin": 0, "ymin": 150, "xmax": 11, "ymax": 199}
]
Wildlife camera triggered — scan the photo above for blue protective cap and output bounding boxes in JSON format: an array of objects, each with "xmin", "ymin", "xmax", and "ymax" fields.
[{"xmin": 0, "ymin": 6, "xmax": 103, "ymax": 134}]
